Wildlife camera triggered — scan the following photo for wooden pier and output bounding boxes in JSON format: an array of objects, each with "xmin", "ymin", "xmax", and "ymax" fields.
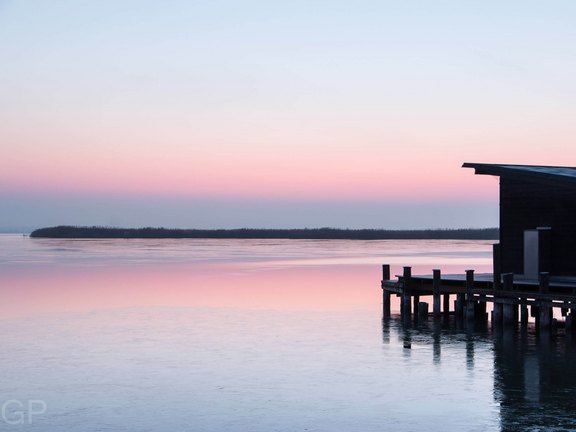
[
  {"xmin": 381, "ymin": 162, "xmax": 576, "ymax": 333},
  {"xmin": 381, "ymin": 264, "xmax": 576, "ymax": 333}
]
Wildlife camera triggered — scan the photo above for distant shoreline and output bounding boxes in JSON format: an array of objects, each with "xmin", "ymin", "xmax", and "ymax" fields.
[{"xmin": 30, "ymin": 226, "xmax": 499, "ymax": 240}]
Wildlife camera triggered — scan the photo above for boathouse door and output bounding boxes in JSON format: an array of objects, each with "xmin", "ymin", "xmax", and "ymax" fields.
[{"xmin": 523, "ymin": 228, "xmax": 551, "ymax": 279}]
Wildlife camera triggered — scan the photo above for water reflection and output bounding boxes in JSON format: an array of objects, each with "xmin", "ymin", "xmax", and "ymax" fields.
[
  {"xmin": 0, "ymin": 236, "xmax": 519, "ymax": 431},
  {"xmin": 493, "ymin": 327, "xmax": 576, "ymax": 431},
  {"xmin": 383, "ymin": 316, "xmax": 576, "ymax": 430}
]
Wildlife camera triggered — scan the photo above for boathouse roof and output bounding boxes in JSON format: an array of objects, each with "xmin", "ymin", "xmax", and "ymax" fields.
[{"xmin": 463, "ymin": 163, "xmax": 576, "ymax": 188}]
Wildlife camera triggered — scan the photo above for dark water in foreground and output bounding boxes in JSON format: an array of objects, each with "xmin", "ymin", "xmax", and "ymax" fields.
[{"xmin": 0, "ymin": 235, "xmax": 575, "ymax": 431}]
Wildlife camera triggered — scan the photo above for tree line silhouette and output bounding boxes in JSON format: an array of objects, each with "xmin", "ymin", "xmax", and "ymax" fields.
[{"xmin": 30, "ymin": 226, "xmax": 499, "ymax": 240}]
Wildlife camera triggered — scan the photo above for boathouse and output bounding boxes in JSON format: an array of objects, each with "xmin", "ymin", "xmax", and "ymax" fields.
[
  {"xmin": 463, "ymin": 163, "xmax": 576, "ymax": 278},
  {"xmin": 381, "ymin": 162, "xmax": 576, "ymax": 332}
]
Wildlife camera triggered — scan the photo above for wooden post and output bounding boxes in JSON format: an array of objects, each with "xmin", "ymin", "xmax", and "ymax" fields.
[
  {"xmin": 402, "ymin": 266, "xmax": 412, "ymax": 318},
  {"xmin": 455, "ymin": 293, "xmax": 465, "ymax": 318},
  {"xmin": 403, "ymin": 266, "xmax": 412, "ymax": 279},
  {"xmin": 418, "ymin": 302, "xmax": 429, "ymax": 319},
  {"xmin": 478, "ymin": 295, "xmax": 487, "ymax": 321},
  {"xmin": 493, "ymin": 243, "xmax": 501, "ymax": 291},
  {"xmin": 382, "ymin": 265, "xmax": 391, "ymax": 317},
  {"xmin": 443, "ymin": 293, "xmax": 450, "ymax": 315},
  {"xmin": 466, "ymin": 269, "xmax": 474, "ymax": 294},
  {"xmin": 520, "ymin": 304, "xmax": 529, "ymax": 327},
  {"xmin": 539, "ymin": 303, "xmax": 551, "ymax": 330},
  {"xmin": 492, "ymin": 248, "xmax": 503, "ymax": 326},
  {"xmin": 539, "ymin": 272, "xmax": 549, "ymax": 294},
  {"xmin": 383, "ymin": 291, "xmax": 391, "ymax": 317},
  {"xmin": 413, "ymin": 294, "xmax": 420, "ymax": 319},
  {"xmin": 382, "ymin": 264, "xmax": 390, "ymax": 281},
  {"xmin": 568, "ymin": 310, "xmax": 576, "ymax": 333},
  {"xmin": 561, "ymin": 301, "xmax": 569, "ymax": 317},
  {"xmin": 466, "ymin": 269, "xmax": 475, "ymax": 321},
  {"xmin": 532, "ymin": 305, "xmax": 540, "ymax": 328},
  {"xmin": 513, "ymin": 303, "xmax": 519, "ymax": 323},
  {"xmin": 492, "ymin": 300, "xmax": 503, "ymax": 326},
  {"xmin": 502, "ymin": 273, "xmax": 515, "ymax": 325},
  {"xmin": 538, "ymin": 273, "xmax": 551, "ymax": 332},
  {"xmin": 502, "ymin": 273, "xmax": 513, "ymax": 292},
  {"xmin": 433, "ymin": 269, "xmax": 441, "ymax": 318}
]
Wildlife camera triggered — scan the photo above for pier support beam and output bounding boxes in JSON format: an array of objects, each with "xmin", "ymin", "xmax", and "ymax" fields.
[
  {"xmin": 402, "ymin": 266, "xmax": 412, "ymax": 319},
  {"xmin": 566, "ymin": 313, "xmax": 574, "ymax": 333},
  {"xmin": 561, "ymin": 302, "xmax": 569, "ymax": 317},
  {"xmin": 493, "ymin": 301, "xmax": 503, "ymax": 326},
  {"xmin": 418, "ymin": 302, "xmax": 429, "ymax": 319},
  {"xmin": 493, "ymin": 243, "xmax": 501, "ymax": 291},
  {"xmin": 465, "ymin": 270, "xmax": 475, "ymax": 321},
  {"xmin": 443, "ymin": 293, "xmax": 450, "ymax": 316},
  {"xmin": 433, "ymin": 269, "xmax": 441, "ymax": 318},
  {"xmin": 539, "ymin": 304, "xmax": 552, "ymax": 330},
  {"xmin": 382, "ymin": 265, "xmax": 391, "ymax": 317},
  {"xmin": 539, "ymin": 272, "xmax": 549, "ymax": 294},
  {"xmin": 538, "ymin": 273, "xmax": 551, "ymax": 332},
  {"xmin": 477, "ymin": 295, "xmax": 487, "ymax": 321},
  {"xmin": 413, "ymin": 295, "xmax": 420, "ymax": 320},
  {"xmin": 383, "ymin": 291, "xmax": 391, "ymax": 318},
  {"xmin": 455, "ymin": 294, "xmax": 465, "ymax": 318},
  {"xmin": 532, "ymin": 305, "xmax": 540, "ymax": 328},
  {"xmin": 567, "ymin": 311, "xmax": 576, "ymax": 334},
  {"xmin": 520, "ymin": 304, "xmax": 529, "ymax": 328},
  {"xmin": 502, "ymin": 273, "xmax": 516, "ymax": 325}
]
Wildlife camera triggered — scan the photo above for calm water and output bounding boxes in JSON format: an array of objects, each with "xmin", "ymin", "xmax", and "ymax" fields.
[{"xmin": 0, "ymin": 235, "xmax": 575, "ymax": 431}]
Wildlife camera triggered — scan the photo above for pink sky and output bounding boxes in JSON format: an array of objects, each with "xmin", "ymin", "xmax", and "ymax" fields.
[{"xmin": 1, "ymin": 1, "xmax": 575, "ymax": 229}]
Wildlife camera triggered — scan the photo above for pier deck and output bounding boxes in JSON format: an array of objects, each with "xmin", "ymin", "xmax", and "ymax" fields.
[{"xmin": 381, "ymin": 265, "xmax": 576, "ymax": 332}]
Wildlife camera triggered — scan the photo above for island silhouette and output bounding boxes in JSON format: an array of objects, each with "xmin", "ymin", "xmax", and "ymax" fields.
[{"xmin": 30, "ymin": 226, "xmax": 498, "ymax": 240}]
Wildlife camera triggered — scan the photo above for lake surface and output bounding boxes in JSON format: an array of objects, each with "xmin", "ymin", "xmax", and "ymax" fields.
[{"xmin": 1, "ymin": 235, "xmax": 575, "ymax": 431}]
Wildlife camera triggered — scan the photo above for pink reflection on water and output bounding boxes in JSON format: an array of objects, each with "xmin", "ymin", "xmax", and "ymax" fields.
[
  {"xmin": 0, "ymin": 238, "xmax": 494, "ymax": 319},
  {"xmin": 0, "ymin": 262, "xmax": 386, "ymax": 318},
  {"xmin": 1, "ymin": 262, "xmax": 494, "ymax": 319}
]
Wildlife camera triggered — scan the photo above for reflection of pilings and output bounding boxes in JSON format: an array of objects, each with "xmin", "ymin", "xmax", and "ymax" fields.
[
  {"xmin": 466, "ymin": 332, "xmax": 474, "ymax": 370},
  {"xmin": 381, "ymin": 317, "xmax": 390, "ymax": 345},
  {"xmin": 432, "ymin": 320, "xmax": 441, "ymax": 364},
  {"xmin": 492, "ymin": 322, "xmax": 576, "ymax": 430},
  {"xmin": 401, "ymin": 322, "xmax": 412, "ymax": 352}
]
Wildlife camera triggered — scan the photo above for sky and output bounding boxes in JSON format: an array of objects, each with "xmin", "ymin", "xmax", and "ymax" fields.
[{"xmin": 2, "ymin": 0, "xmax": 576, "ymax": 231}]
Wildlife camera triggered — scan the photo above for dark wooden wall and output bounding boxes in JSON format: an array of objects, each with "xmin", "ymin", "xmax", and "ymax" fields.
[{"xmin": 500, "ymin": 177, "xmax": 576, "ymax": 275}]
